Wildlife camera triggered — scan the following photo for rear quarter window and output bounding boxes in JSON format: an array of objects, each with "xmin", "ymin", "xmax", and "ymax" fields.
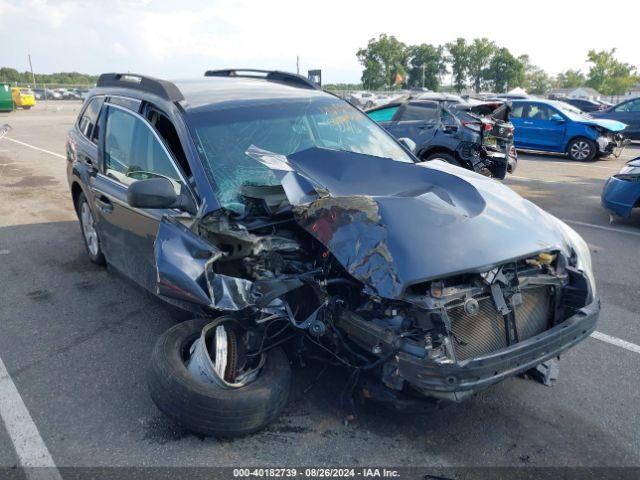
[{"xmin": 368, "ymin": 106, "xmax": 399, "ymax": 122}]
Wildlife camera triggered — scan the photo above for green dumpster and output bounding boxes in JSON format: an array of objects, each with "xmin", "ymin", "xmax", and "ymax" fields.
[{"xmin": 0, "ymin": 83, "xmax": 13, "ymax": 112}]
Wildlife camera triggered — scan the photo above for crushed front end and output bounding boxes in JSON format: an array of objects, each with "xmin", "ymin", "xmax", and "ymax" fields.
[
  {"xmin": 337, "ymin": 252, "xmax": 598, "ymax": 403},
  {"xmin": 154, "ymin": 146, "xmax": 598, "ymax": 411},
  {"xmin": 596, "ymin": 129, "xmax": 629, "ymax": 157}
]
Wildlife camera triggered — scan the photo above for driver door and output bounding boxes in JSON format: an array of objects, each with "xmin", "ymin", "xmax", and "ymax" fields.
[{"xmin": 90, "ymin": 102, "xmax": 193, "ymax": 291}]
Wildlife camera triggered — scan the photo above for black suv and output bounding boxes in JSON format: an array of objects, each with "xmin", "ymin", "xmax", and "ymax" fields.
[{"xmin": 67, "ymin": 70, "xmax": 599, "ymax": 437}]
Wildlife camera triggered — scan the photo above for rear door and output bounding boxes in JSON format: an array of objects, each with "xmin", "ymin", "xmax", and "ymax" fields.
[
  {"xmin": 90, "ymin": 100, "xmax": 195, "ymax": 290},
  {"xmin": 382, "ymin": 101, "xmax": 439, "ymax": 147}
]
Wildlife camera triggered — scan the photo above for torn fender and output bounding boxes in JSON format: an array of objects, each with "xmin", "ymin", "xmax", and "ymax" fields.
[
  {"xmin": 154, "ymin": 216, "xmax": 224, "ymax": 306},
  {"xmin": 154, "ymin": 216, "xmax": 304, "ymax": 310}
]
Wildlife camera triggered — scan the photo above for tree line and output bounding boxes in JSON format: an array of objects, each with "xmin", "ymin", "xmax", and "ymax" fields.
[
  {"xmin": 0, "ymin": 67, "xmax": 98, "ymax": 86},
  {"xmin": 354, "ymin": 34, "xmax": 639, "ymax": 95}
]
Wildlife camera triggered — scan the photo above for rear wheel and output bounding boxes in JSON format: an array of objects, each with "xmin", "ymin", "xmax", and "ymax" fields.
[
  {"xmin": 423, "ymin": 152, "xmax": 462, "ymax": 167},
  {"xmin": 567, "ymin": 137, "xmax": 596, "ymax": 161}
]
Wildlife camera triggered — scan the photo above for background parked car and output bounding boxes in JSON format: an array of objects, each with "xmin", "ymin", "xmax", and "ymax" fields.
[
  {"xmin": 591, "ymin": 97, "xmax": 640, "ymax": 140},
  {"xmin": 11, "ymin": 87, "xmax": 36, "ymax": 109},
  {"xmin": 33, "ymin": 88, "xmax": 62, "ymax": 100},
  {"xmin": 368, "ymin": 98, "xmax": 516, "ymax": 179},
  {"xmin": 601, "ymin": 157, "xmax": 640, "ymax": 218},
  {"xmin": 561, "ymin": 98, "xmax": 607, "ymax": 113},
  {"xmin": 510, "ymin": 99, "xmax": 628, "ymax": 161}
]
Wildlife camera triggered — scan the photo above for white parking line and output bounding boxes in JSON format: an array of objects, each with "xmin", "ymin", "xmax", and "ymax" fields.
[
  {"xmin": 591, "ymin": 331, "xmax": 640, "ymax": 355},
  {"xmin": 562, "ymin": 219, "xmax": 640, "ymax": 237},
  {"xmin": 509, "ymin": 175, "xmax": 589, "ymax": 185},
  {"xmin": 1, "ymin": 137, "xmax": 65, "ymax": 160},
  {"xmin": 0, "ymin": 356, "xmax": 62, "ymax": 480},
  {"xmin": 518, "ymin": 158, "xmax": 619, "ymax": 170}
]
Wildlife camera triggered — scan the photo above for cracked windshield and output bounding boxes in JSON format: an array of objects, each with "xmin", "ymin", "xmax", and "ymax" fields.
[{"xmin": 188, "ymin": 98, "xmax": 413, "ymax": 209}]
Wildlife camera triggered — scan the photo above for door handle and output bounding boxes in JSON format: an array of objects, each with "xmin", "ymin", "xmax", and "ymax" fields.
[
  {"xmin": 94, "ymin": 195, "xmax": 113, "ymax": 214},
  {"xmin": 523, "ymin": 121, "xmax": 533, "ymax": 125},
  {"xmin": 419, "ymin": 124, "xmax": 434, "ymax": 130}
]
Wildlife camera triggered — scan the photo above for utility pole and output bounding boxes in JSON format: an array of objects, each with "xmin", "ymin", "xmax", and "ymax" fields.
[
  {"xmin": 28, "ymin": 54, "xmax": 36, "ymax": 88},
  {"xmin": 296, "ymin": 56, "xmax": 300, "ymax": 75},
  {"xmin": 421, "ymin": 64, "xmax": 425, "ymax": 89}
]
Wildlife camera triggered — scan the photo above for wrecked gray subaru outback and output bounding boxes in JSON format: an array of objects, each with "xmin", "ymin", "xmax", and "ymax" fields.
[{"xmin": 68, "ymin": 71, "xmax": 599, "ymax": 437}]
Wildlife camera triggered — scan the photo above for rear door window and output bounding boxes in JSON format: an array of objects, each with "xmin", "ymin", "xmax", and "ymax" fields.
[
  {"xmin": 398, "ymin": 102, "xmax": 438, "ymax": 121},
  {"xmin": 78, "ymin": 97, "xmax": 104, "ymax": 143},
  {"xmin": 103, "ymin": 105, "xmax": 184, "ymax": 193},
  {"xmin": 510, "ymin": 104, "xmax": 525, "ymax": 118}
]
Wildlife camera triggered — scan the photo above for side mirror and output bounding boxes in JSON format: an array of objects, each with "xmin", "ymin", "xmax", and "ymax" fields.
[
  {"xmin": 550, "ymin": 114, "xmax": 565, "ymax": 123},
  {"xmin": 398, "ymin": 137, "xmax": 416, "ymax": 152},
  {"xmin": 127, "ymin": 178, "xmax": 195, "ymax": 213}
]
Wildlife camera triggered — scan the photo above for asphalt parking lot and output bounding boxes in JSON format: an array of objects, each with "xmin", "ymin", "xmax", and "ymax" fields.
[{"xmin": 1, "ymin": 103, "xmax": 639, "ymax": 471}]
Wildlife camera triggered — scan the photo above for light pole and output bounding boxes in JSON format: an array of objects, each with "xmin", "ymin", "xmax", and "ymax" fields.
[{"xmin": 28, "ymin": 54, "xmax": 37, "ymax": 89}]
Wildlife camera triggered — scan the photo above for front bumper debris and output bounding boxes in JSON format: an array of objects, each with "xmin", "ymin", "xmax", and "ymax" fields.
[
  {"xmin": 597, "ymin": 134, "xmax": 630, "ymax": 157},
  {"xmin": 396, "ymin": 298, "xmax": 600, "ymax": 401}
]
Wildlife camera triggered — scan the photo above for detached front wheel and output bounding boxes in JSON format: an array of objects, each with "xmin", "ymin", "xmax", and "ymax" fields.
[
  {"xmin": 148, "ymin": 318, "xmax": 291, "ymax": 437},
  {"xmin": 567, "ymin": 137, "xmax": 596, "ymax": 161}
]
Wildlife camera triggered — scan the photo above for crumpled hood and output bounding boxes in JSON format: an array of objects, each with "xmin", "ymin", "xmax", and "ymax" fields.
[
  {"xmin": 247, "ymin": 147, "xmax": 572, "ymax": 300},
  {"xmin": 578, "ymin": 118, "xmax": 627, "ymax": 132}
]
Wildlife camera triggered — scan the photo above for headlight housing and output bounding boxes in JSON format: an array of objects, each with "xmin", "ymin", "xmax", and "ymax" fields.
[
  {"xmin": 615, "ymin": 158, "xmax": 640, "ymax": 180},
  {"xmin": 555, "ymin": 220, "xmax": 596, "ymax": 301}
]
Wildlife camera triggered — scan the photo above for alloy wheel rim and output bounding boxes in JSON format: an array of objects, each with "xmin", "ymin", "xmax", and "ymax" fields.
[
  {"xmin": 571, "ymin": 141, "xmax": 591, "ymax": 160},
  {"xmin": 80, "ymin": 202, "xmax": 99, "ymax": 256}
]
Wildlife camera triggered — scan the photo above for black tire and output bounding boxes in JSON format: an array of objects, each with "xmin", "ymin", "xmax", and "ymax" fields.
[
  {"xmin": 77, "ymin": 192, "xmax": 106, "ymax": 265},
  {"xmin": 567, "ymin": 137, "xmax": 596, "ymax": 161},
  {"xmin": 423, "ymin": 152, "xmax": 461, "ymax": 167},
  {"xmin": 148, "ymin": 318, "xmax": 291, "ymax": 437}
]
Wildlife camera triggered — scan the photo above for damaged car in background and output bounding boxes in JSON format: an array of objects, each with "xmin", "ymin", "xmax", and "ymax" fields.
[
  {"xmin": 510, "ymin": 99, "xmax": 628, "ymax": 161},
  {"xmin": 67, "ymin": 70, "xmax": 599, "ymax": 437},
  {"xmin": 367, "ymin": 97, "xmax": 517, "ymax": 179}
]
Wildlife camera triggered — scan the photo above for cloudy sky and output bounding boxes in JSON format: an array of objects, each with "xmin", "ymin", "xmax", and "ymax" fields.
[{"xmin": 0, "ymin": 0, "xmax": 637, "ymax": 84}]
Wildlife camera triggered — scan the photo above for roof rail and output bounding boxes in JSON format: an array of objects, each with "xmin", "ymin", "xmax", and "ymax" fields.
[
  {"xmin": 204, "ymin": 69, "xmax": 320, "ymax": 90},
  {"xmin": 96, "ymin": 73, "xmax": 184, "ymax": 102}
]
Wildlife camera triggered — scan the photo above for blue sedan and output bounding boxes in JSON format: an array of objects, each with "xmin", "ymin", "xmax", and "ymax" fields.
[
  {"xmin": 510, "ymin": 99, "xmax": 627, "ymax": 161},
  {"xmin": 601, "ymin": 157, "xmax": 640, "ymax": 218}
]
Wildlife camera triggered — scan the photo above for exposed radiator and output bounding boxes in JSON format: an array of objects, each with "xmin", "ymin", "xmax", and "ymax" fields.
[{"xmin": 448, "ymin": 286, "xmax": 551, "ymax": 361}]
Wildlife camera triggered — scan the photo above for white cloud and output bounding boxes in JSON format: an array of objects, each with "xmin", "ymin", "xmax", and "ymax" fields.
[{"xmin": 0, "ymin": 0, "xmax": 637, "ymax": 83}]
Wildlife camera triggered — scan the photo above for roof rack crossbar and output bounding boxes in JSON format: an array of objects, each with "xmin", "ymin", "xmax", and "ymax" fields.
[
  {"xmin": 96, "ymin": 73, "xmax": 184, "ymax": 102},
  {"xmin": 204, "ymin": 69, "xmax": 320, "ymax": 90}
]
